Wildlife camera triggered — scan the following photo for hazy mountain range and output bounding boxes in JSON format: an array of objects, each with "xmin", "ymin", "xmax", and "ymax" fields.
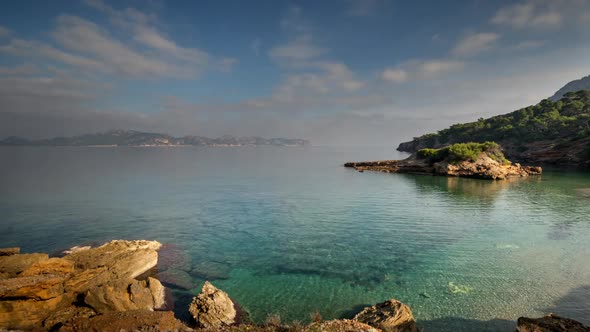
[{"xmin": 0, "ymin": 130, "xmax": 309, "ymax": 147}]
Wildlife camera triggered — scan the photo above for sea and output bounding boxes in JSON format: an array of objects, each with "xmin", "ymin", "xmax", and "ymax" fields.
[{"xmin": 1, "ymin": 146, "xmax": 589, "ymax": 331}]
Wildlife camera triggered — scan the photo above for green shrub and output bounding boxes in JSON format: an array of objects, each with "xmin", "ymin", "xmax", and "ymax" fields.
[{"xmin": 418, "ymin": 142, "xmax": 510, "ymax": 165}]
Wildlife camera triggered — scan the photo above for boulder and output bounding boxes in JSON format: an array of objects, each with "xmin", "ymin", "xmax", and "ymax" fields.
[
  {"xmin": 0, "ymin": 253, "xmax": 49, "ymax": 277},
  {"xmin": 516, "ymin": 314, "xmax": 590, "ymax": 332},
  {"xmin": 353, "ymin": 299, "xmax": 417, "ymax": 332},
  {"xmin": 0, "ymin": 248, "xmax": 19, "ymax": 257},
  {"xmin": 57, "ymin": 309, "xmax": 190, "ymax": 332},
  {"xmin": 188, "ymin": 281, "xmax": 249, "ymax": 328},
  {"xmin": 64, "ymin": 240, "xmax": 161, "ymax": 279},
  {"xmin": 84, "ymin": 278, "xmax": 163, "ymax": 313}
]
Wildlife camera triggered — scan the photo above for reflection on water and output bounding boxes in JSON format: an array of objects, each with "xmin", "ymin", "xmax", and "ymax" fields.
[{"xmin": 1, "ymin": 147, "xmax": 590, "ymax": 330}]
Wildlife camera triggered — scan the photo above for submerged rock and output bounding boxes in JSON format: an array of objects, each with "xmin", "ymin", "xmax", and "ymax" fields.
[
  {"xmin": 448, "ymin": 282, "xmax": 474, "ymax": 294},
  {"xmin": 353, "ymin": 299, "xmax": 417, "ymax": 332},
  {"xmin": 516, "ymin": 313, "xmax": 590, "ymax": 331},
  {"xmin": 158, "ymin": 268, "xmax": 195, "ymax": 290},
  {"xmin": 188, "ymin": 281, "xmax": 250, "ymax": 328}
]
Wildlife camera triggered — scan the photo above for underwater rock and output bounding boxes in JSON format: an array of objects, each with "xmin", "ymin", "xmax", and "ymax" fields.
[
  {"xmin": 418, "ymin": 292, "xmax": 431, "ymax": 299},
  {"xmin": 448, "ymin": 282, "xmax": 474, "ymax": 294},
  {"xmin": 188, "ymin": 281, "xmax": 250, "ymax": 329},
  {"xmin": 516, "ymin": 313, "xmax": 590, "ymax": 331},
  {"xmin": 158, "ymin": 269, "xmax": 195, "ymax": 290},
  {"xmin": 158, "ymin": 244, "xmax": 193, "ymax": 272},
  {"xmin": 190, "ymin": 261, "xmax": 232, "ymax": 280},
  {"xmin": 353, "ymin": 298, "xmax": 417, "ymax": 332}
]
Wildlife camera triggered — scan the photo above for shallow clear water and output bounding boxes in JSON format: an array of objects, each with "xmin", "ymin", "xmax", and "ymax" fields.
[{"xmin": 1, "ymin": 146, "xmax": 589, "ymax": 331}]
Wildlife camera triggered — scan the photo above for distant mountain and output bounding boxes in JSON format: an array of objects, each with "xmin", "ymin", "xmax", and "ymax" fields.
[
  {"xmin": 0, "ymin": 130, "xmax": 309, "ymax": 147},
  {"xmin": 550, "ymin": 75, "xmax": 590, "ymax": 101},
  {"xmin": 397, "ymin": 90, "xmax": 590, "ymax": 166}
]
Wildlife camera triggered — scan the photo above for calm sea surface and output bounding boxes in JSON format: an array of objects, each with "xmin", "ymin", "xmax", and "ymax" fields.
[{"xmin": 1, "ymin": 146, "xmax": 589, "ymax": 331}]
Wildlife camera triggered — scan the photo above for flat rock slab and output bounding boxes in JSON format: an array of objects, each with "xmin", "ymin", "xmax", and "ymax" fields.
[
  {"xmin": 0, "ymin": 253, "xmax": 49, "ymax": 277},
  {"xmin": 0, "ymin": 248, "xmax": 19, "ymax": 257}
]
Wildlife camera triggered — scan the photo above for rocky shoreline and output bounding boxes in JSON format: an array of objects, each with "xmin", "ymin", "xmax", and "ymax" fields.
[
  {"xmin": 345, "ymin": 154, "xmax": 542, "ymax": 180},
  {"xmin": 1, "ymin": 240, "xmax": 588, "ymax": 331}
]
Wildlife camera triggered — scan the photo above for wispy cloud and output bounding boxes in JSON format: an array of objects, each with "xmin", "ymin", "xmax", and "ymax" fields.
[
  {"xmin": 0, "ymin": 26, "xmax": 10, "ymax": 38},
  {"xmin": 269, "ymin": 35, "xmax": 328, "ymax": 63},
  {"xmin": 381, "ymin": 59, "xmax": 465, "ymax": 83},
  {"xmin": 346, "ymin": 0, "xmax": 382, "ymax": 16},
  {"xmin": 452, "ymin": 32, "xmax": 501, "ymax": 57},
  {"xmin": 489, "ymin": 0, "xmax": 589, "ymax": 29}
]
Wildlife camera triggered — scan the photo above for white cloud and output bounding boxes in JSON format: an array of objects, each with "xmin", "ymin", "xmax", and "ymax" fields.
[
  {"xmin": 382, "ymin": 59, "xmax": 464, "ymax": 83},
  {"xmin": 491, "ymin": 1, "xmax": 566, "ymax": 29},
  {"xmin": 0, "ymin": 64, "xmax": 38, "ymax": 76},
  {"xmin": 269, "ymin": 35, "xmax": 328, "ymax": 62},
  {"xmin": 513, "ymin": 40, "xmax": 546, "ymax": 50},
  {"xmin": 452, "ymin": 32, "xmax": 500, "ymax": 57},
  {"xmin": 381, "ymin": 68, "xmax": 408, "ymax": 83}
]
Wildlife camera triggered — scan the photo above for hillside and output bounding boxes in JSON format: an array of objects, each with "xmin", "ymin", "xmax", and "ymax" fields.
[
  {"xmin": 397, "ymin": 90, "xmax": 590, "ymax": 166},
  {"xmin": 550, "ymin": 75, "xmax": 590, "ymax": 101},
  {"xmin": 0, "ymin": 130, "xmax": 309, "ymax": 147}
]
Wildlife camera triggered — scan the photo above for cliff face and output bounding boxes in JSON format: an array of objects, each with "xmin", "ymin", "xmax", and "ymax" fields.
[
  {"xmin": 397, "ymin": 90, "xmax": 590, "ymax": 167},
  {"xmin": 550, "ymin": 75, "xmax": 590, "ymax": 101}
]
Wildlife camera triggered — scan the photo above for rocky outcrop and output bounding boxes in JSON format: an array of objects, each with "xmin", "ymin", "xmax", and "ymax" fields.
[
  {"xmin": 307, "ymin": 319, "xmax": 381, "ymax": 332},
  {"xmin": 188, "ymin": 281, "xmax": 249, "ymax": 329},
  {"xmin": 516, "ymin": 314, "xmax": 590, "ymax": 332},
  {"xmin": 353, "ymin": 299, "xmax": 417, "ymax": 332},
  {"xmin": 0, "ymin": 248, "xmax": 20, "ymax": 256},
  {"xmin": 0, "ymin": 240, "xmax": 164, "ymax": 330},
  {"xmin": 345, "ymin": 154, "xmax": 541, "ymax": 180},
  {"xmin": 58, "ymin": 310, "xmax": 190, "ymax": 332}
]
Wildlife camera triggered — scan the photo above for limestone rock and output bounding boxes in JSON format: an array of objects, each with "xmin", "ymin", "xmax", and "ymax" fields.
[
  {"xmin": 64, "ymin": 240, "xmax": 161, "ymax": 279},
  {"xmin": 0, "ymin": 295, "xmax": 64, "ymax": 329},
  {"xmin": 189, "ymin": 281, "xmax": 247, "ymax": 328},
  {"xmin": 43, "ymin": 306, "xmax": 96, "ymax": 330},
  {"xmin": 57, "ymin": 310, "xmax": 190, "ymax": 332},
  {"xmin": 353, "ymin": 299, "xmax": 417, "ymax": 332},
  {"xmin": 20, "ymin": 257, "xmax": 75, "ymax": 277},
  {"xmin": 0, "ymin": 253, "xmax": 49, "ymax": 277},
  {"xmin": 306, "ymin": 319, "xmax": 381, "ymax": 332},
  {"xmin": 516, "ymin": 314, "xmax": 590, "ymax": 332},
  {"xmin": 0, "ymin": 274, "xmax": 65, "ymax": 300},
  {"xmin": 147, "ymin": 277, "xmax": 166, "ymax": 309},
  {"xmin": 84, "ymin": 278, "xmax": 160, "ymax": 313},
  {"xmin": 0, "ymin": 248, "xmax": 19, "ymax": 257}
]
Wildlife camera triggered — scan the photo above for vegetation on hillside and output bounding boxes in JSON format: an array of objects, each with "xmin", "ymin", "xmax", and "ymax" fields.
[
  {"xmin": 402, "ymin": 90, "xmax": 590, "ymax": 151},
  {"xmin": 417, "ymin": 142, "xmax": 510, "ymax": 165}
]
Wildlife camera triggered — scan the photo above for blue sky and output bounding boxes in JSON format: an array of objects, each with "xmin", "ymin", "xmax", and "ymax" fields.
[{"xmin": 0, "ymin": 0, "xmax": 589, "ymax": 145}]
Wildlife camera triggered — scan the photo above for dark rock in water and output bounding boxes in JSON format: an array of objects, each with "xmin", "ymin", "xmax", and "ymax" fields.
[
  {"xmin": 0, "ymin": 248, "xmax": 19, "ymax": 257},
  {"xmin": 188, "ymin": 281, "xmax": 250, "ymax": 328},
  {"xmin": 57, "ymin": 309, "xmax": 189, "ymax": 332},
  {"xmin": 158, "ymin": 244, "xmax": 192, "ymax": 272},
  {"xmin": 353, "ymin": 298, "xmax": 417, "ymax": 332},
  {"xmin": 516, "ymin": 314, "xmax": 590, "ymax": 331},
  {"xmin": 190, "ymin": 261, "xmax": 232, "ymax": 280},
  {"xmin": 158, "ymin": 269, "xmax": 195, "ymax": 290},
  {"xmin": 419, "ymin": 292, "xmax": 431, "ymax": 299}
]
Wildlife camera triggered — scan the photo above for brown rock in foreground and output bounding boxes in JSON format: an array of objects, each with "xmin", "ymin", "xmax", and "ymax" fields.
[
  {"xmin": 57, "ymin": 309, "xmax": 190, "ymax": 332},
  {"xmin": 307, "ymin": 319, "xmax": 381, "ymax": 332},
  {"xmin": 189, "ymin": 281, "xmax": 250, "ymax": 329},
  {"xmin": 0, "ymin": 248, "xmax": 20, "ymax": 257},
  {"xmin": 353, "ymin": 299, "xmax": 417, "ymax": 332},
  {"xmin": 516, "ymin": 314, "xmax": 590, "ymax": 332}
]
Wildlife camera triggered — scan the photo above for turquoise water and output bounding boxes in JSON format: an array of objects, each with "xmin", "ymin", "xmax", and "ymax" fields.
[{"xmin": 1, "ymin": 146, "xmax": 589, "ymax": 331}]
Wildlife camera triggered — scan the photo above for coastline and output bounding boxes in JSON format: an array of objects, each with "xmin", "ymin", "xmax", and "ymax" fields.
[{"xmin": 1, "ymin": 240, "xmax": 587, "ymax": 331}]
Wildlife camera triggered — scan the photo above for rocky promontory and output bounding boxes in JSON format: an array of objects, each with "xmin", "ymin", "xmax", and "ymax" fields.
[
  {"xmin": 1, "ymin": 240, "xmax": 588, "ymax": 331},
  {"xmin": 346, "ymin": 142, "xmax": 542, "ymax": 180}
]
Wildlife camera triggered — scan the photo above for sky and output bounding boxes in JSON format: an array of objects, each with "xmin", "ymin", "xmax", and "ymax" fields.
[{"xmin": 0, "ymin": 0, "xmax": 589, "ymax": 145}]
